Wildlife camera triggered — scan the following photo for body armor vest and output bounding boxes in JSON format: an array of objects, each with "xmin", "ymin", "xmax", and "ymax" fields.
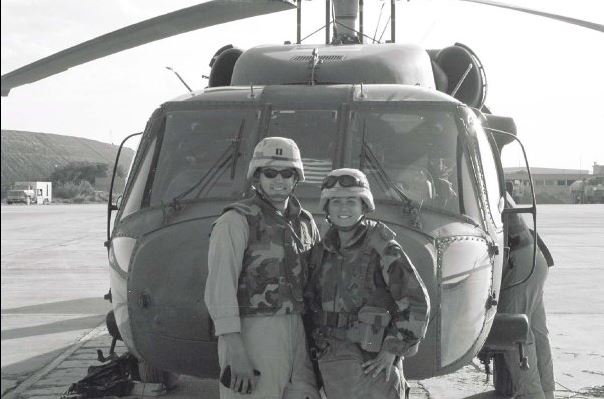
[
  {"xmin": 309, "ymin": 220, "xmax": 398, "ymax": 322},
  {"xmin": 225, "ymin": 194, "xmax": 315, "ymax": 317}
]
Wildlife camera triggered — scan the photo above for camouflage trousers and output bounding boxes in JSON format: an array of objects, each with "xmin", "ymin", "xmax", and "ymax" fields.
[
  {"xmin": 316, "ymin": 338, "xmax": 409, "ymax": 399},
  {"xmin": 217, "ymin": 314, "xmax": 320, "ymax": 399},
  {"xmin": 499, "ymin": 245, "xmax": 555, "ymax": 399}
]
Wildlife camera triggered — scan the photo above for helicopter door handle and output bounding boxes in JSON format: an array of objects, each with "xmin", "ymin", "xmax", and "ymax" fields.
[{"xmin": 138, "ymin": 292, "xmax": 151, "ymax": 309}]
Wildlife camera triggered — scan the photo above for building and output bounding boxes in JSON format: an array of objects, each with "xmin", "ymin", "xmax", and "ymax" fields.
[{"xmin": 504, "ymin": 167, "xmax": 604, "ymax": 204}]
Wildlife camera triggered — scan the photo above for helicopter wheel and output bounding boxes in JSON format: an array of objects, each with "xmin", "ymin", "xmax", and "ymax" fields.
[
  {"xmin": 138, "ymin": 360, "xmax": 179, "ymax": 389},
  {"xmin": 492, "ymin": 353, "xmax": 513, "ymax": 397}
]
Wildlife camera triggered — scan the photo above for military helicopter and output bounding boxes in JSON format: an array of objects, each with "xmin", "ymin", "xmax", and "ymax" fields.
[{"xmin": 2, "ymin": 0, "xmax": 602, "ymax": 392}]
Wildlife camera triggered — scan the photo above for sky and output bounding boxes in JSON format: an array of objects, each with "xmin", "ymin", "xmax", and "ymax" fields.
[{"xmin": 1, "ymin": 0, "xmax": 603, "ymax": 172}]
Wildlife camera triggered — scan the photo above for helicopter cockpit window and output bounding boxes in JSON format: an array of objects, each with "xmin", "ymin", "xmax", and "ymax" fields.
[
  {"xmin": 148, "ymin": 108, "xmax": 257, "ymax": 205},
  {"xmin": 349, "ymin": 107, "xmax": 460, "ymax": 214},
  {"xmin": 266, "ymin": 109, "xmax": 337, "ymax": 199},
  {"xmin": 473, "ymin": 120, "xmax": 504, "ymax": 228}
]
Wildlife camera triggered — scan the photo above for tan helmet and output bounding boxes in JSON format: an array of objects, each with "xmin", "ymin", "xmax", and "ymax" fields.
[
  {"xmin": 247, "ymin": 137, "xmax": 305, "ymax": 181},
  {"xmin": 319, "ymin": 168, "xmax": 375, "ymax": 212}
]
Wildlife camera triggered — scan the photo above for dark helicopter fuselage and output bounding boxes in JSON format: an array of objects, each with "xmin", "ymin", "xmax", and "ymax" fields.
[{"xmin": 108, "ymin": 43, "xmax": 506, "ymax": 380}]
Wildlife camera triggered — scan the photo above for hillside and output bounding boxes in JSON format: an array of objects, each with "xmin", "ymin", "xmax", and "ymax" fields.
[{"xmin": 1, "ymin": 130, "xmax": 134, "ymax": 192}]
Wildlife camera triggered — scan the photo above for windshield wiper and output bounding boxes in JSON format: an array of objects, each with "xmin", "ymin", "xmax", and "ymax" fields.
[
  {"xmin": 359, "ymin": 123, "xmax": 419, "ymax": 226},
  {"xmin": 230, "ymin": 120, "xmax": 245, "ymax": 179},
  {"xmin": 169, "ymin": 120, "xmax": 245, "ymax": 208}
]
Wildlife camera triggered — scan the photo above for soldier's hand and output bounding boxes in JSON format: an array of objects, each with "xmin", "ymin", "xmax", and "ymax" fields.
[
  {"xmin": 222, "ymin": 333, "xmax": 259, "ymax": 394},
  {"xmin": 362, "ymin": 350, "xmax": 397, "ymax": 381}
]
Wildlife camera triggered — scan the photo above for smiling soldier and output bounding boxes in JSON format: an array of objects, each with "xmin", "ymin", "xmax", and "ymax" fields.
[
  {"xmin": 205, "ymin": 137, "xmax": 320, "ymax": 399},
  {"xmin": 305, "ymin": 168, "xmax": 430, "ymax": 399}
]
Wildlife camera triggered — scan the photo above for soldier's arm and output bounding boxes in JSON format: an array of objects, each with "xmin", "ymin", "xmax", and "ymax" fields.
[
  {"xmin": 204, "ymin": 210, "xmax": 249, "ymax": 335},
  {"xmin": 380, "ymin": 243, "xmax": 431, "ymax": 357}
]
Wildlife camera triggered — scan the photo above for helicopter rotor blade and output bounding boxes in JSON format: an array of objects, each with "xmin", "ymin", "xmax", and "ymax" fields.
[
  {"xmin": 1, "ymin": 0, "xmax": 295, "ymax": 96},
  {"xmin": 459, "ymin": 0, "xmax": 604, "ymax": 32}
]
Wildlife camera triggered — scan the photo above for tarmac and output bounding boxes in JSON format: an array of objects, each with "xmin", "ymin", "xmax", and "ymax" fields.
[{"xmin": 2, "ymin": 204, "xmax": 603, "ymax": 398}]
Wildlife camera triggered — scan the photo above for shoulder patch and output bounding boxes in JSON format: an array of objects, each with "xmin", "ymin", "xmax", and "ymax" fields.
[{"xmin": 365, "ymin": 220, "xmax": 397, "ymax": 255}]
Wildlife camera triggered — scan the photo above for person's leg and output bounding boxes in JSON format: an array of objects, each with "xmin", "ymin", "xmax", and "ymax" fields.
[
  {"xmin": 532, "ymin": 290, "xmax": 555, "ymax": 397},
  {"xmin": 217, "ymin": 316, "xmax": 294, "ymax": 399},
  {"xmin": 501, "ymin": 329, "xmax": 546, "ymax": 399},
  {"xmin": 318, "ymin": 339, "xmax": 405, "ymax": 399},
  {"xmin": 317, "ymin": 339, "xmax": 365, "ymax": 399},
  {"xmin": 284, "ymin": 315, "xmax": 320, "ymax": 399},
  {"xmin": 498, "ymin": 245, "xmax": 551, "ymax": 398}
]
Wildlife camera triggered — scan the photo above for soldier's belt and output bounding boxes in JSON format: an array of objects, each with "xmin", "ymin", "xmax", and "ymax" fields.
[
  {"xmin": 316, "ymin": 307, "xmax": 391, "ymax": 352},
  {"xmin": 318, "ymin": 311, "xmax": 358, "ymax": 328}
]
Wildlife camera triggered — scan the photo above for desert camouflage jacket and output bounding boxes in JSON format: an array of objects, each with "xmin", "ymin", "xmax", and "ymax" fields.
[
  {"xmin": 224, "ymin": 192, "xmax": 319, "ymax": 317},
  {"xmin": 305, "ymin": 219, "xmax": 430, "ymax": 356}
]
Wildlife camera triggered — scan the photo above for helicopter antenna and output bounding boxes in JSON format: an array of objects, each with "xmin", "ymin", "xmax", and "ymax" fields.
[
  {"xmin": 300, "ymin": 20, "xmax": 334, "ymax": 43},
  {"xmin": 450, "ymin": 63, "xmax": 474, "ymax": 97},
  {"xmin": 372, "ymin": 2, "xmax": 385, "ymax": 43},
  {"xmin": 377, "ymin": 16, "xmax": 391, "ymax": 43},
  {"xmin": 165, "ymin": 67, "xmax": 193, "ymax": 94}
]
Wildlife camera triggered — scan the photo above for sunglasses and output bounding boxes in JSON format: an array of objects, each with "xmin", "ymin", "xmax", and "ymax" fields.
[
  {"xmin": 261, "ymin": 168, "xmax": 296, "ymax": 179},
  {"xmin": 321, "ymin": 175, "xmax": 366, "ymax": 189}
]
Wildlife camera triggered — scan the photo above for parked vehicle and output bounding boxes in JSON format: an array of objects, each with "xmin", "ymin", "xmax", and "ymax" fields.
[{"xmin": 6, "ymin": 181, "xmax": 52, "ymax": 205}]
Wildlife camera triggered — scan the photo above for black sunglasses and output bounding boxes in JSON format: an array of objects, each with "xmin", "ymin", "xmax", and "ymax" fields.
[
  {"xmin": 261, "ymin": 168, "xmax": 296, "ymax": 179},
  {"xmin": 321, "ymin": 175, "xmax": 366, "ymax": 189}
]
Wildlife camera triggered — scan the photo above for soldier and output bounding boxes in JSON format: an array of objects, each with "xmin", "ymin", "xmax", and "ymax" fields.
[
  {"xmin": 305, "ymin": 168, "xmax": 430, "ymax": 399},
  {"xmin": 495, "ymin": 194, "xmax": 555, "ymax": 399},
  {"xmin": 205, "ymin": 137, "xmax": 320, "ymax": 399}
]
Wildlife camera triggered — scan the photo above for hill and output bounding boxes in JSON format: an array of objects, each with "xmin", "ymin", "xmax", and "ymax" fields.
[{"xmin": 1, "ymin": 130, "xmax": 134, "ymax": 194}]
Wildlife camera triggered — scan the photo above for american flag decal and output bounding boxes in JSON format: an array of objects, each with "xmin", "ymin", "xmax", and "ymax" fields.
[{"xmin": 302, "ymin": 158, "xmax": 333, "ymax": 185}]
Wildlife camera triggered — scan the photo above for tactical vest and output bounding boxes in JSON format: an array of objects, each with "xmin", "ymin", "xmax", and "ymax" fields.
[
  {"xmin": 224, "ymin": 194, "xmax": 315, "ymax": 317},
  {"xmin": 309, "ymin": 220, "xmax": 398, "ymax": 324}
]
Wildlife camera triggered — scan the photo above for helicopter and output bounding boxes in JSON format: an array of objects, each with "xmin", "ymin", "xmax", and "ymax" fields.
[{"xmin": 2, "ymin": 0, "xmax": 603, "ymax": 393}]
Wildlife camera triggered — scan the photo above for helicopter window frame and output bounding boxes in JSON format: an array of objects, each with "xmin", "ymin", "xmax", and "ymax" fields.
[
  {"xmin": 347, "ymin": 101, "xmax": 471, "ymax": 217},
  {"xmin": 263, "ymin": 105, "xmax": 343, "ymax": 200},
  {"xmin": 115, "ymin": 107, "xmax": 165, "ymax": 224},
  {"xmin": 141, "ymin": 101, "xmax": 263, "ymax": 208},
  {"xmin": 462, "ymin": 108, "xmax": 505, "ymax": 230}
]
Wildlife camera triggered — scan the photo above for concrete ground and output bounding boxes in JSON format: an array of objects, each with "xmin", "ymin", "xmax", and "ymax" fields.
[{"xmin": 1, "ymin": 204, "xmax": 603, "ymax": 398}]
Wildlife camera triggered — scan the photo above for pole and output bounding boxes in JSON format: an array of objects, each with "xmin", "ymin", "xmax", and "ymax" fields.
[
  {"xmin": 326, "ymin": 0, "xmax": 331, "ymax": 44},
  {"xmin": 359, "ymin": 0, "xmax": 364, "ymax": 43},
  {"xmin": 391, "ymin": 0, "xmax": 396, "ymax": 43},
  {"xmin": 297, "ymin": 0, "xmax": 302, "ymax": 44}
]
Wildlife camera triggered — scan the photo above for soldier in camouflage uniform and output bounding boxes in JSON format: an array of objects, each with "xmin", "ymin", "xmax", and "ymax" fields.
[
  {"xmin": 205, "ymin": 137, "xmax": 320, "ymax": 399},
  {"xmin": 305, "ymin": 169, "xmax": 430, "ymax": 399}
]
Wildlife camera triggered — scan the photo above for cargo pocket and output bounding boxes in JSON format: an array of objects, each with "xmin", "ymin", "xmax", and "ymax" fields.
[{"xmin": 319, "ymin": 356, "xmax": 363, "ymax": 399}]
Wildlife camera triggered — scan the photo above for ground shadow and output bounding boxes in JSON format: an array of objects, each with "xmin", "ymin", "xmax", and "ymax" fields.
[
  {"xmin": 1, "ymin": 315, "xmax": 104, "ymax": 341},
  {"xmin": 1, "ymin": 345, "xmax": 69, "ymax": 377},
  {"xmin": 1, "ymin": 297, "xmax": 110, "ymax": 315}
]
